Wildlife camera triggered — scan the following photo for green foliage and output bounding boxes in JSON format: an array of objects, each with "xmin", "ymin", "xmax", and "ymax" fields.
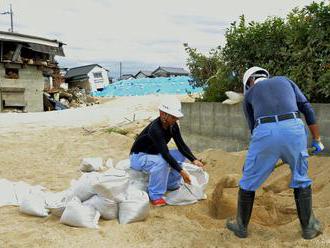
[
  {"xmin": 183, "ymin": 43, "xmax": 223, "ymax": 88},
  {"xmin": 184, "ymin": 43, "xmax": 239, "ymax": 101},
  {"xmin": 185, "ymin": 1, "xmax": 330, "ymax": 103}
]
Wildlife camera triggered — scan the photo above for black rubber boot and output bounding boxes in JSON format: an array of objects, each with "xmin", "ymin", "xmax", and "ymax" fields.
[
  {"xmin": 226, "ymin": 188, "xmax": 255, "ymax": 238},
  {"xmin": 294, "ymin": 185, "xmax": 322, "ymax": 239}
]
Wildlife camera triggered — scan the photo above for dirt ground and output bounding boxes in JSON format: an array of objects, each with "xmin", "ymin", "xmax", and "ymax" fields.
[{"xmin": 0, "ymin": 95, "xmax": 329, "ymax": 248}]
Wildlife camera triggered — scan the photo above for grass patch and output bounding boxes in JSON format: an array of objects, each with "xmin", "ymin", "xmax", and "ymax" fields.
[{"xmin": 106, "ymin": 127, "xmax": 129, "ymax": 135}]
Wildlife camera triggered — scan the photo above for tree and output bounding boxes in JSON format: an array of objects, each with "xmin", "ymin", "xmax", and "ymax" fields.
[{"xmin": 185, "ymin": 1, "xmax": 330, "ymax": 102}]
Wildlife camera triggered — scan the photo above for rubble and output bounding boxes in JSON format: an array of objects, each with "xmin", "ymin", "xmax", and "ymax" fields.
[
  {"xmin": 44, "ymin": 87, "xmax": 101, "ymax": 111},
  {"xmin": 62, "ymin": 87, "xmax": 100, "ymax": 108}
]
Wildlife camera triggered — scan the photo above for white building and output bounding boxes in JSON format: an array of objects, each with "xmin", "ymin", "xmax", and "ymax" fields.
[{"xmin": 65, "ymin": 64, "xmax": 110, "ymax": 93}]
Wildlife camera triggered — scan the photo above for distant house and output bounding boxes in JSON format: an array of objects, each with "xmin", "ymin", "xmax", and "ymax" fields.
[
  {"xmin": 65, "ymin": 64, "xmax": 109, "ymax": 93},
  {"xmin": 0, "ymin": 31, "xmax": 65, "ymax": 112},
  {"xmin": 135, "ymin": 70, "xmax": 153, "ymax": 79},
  {"xmin": 118, "ymin": 74, "xmax": 135, "ymax": 81},
  {"xmin": 152, "ymin": 66, "xmax": 189, "ymax": 77}
]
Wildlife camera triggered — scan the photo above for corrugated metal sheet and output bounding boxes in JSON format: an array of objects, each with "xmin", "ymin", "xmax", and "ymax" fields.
[{"xmin": 27, "ymin": 43, "xmax": 65, "ymax": 56}]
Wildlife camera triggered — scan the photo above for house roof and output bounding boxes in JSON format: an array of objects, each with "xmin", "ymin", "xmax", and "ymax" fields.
[
  {"xmin": 65, "ymin": 64, "xmax": 108, "ymax": 78},
  {"xmin": 135, "ymin": 70, "xmax": 153, "ymax": 77},
  {"xmin": 0, "ymin": 31, "xmax": 65, "ymax": 56},
  {"xmin": 153, "ymin": 66, "xmax": 189, "ymax": 75},
  {"xmin": 119, "ymin": 74, "xmax": 135, "ymax": 80}
]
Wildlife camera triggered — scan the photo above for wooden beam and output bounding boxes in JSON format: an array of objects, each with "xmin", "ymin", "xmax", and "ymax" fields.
[
  {"xmin": 12, "ymin": 44, "xmax": 22, "ymax": 62},
  {"xmin": 0, "ymin": 87, "xmax": 25, "ymax": 92}
]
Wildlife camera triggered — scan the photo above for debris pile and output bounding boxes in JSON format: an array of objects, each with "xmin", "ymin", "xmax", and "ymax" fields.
[
  {"xmin": 44, "ymin": 87, "xmax": 100, "ymax": 111},
  {"xmin": 60, "ymin": 87, "xmax": 100, "ymax": 108}
]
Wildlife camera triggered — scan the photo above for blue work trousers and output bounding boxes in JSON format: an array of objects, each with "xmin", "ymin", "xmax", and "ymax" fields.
[
  {"xmin": 240, "ymin": 118, "xmax": 312, "ymax": 191},
  {"xmin": 130, "ymin": 149, "xmax": 186, "ymax": 200}
]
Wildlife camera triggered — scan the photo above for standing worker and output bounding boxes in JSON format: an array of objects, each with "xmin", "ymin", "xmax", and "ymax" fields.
[
  {"xmin": 130, "ymin": 97, "xmax": 204, "ymax": 206},
  {"xmin": 226, "ymin": 66, "xmax": 324, "ymax": 239}
]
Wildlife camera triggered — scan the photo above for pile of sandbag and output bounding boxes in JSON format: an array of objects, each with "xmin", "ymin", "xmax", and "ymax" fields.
[
  {"xmin": 0, "ymin": 157, "xmax": 150, "ymax": 229},
  {"xmin": 0, "ymin": 157, "xmax": 209, "ymax": 229},
  {"xmin": 48, "ymin": 158, "xmax": 150, "ymax": 227}
]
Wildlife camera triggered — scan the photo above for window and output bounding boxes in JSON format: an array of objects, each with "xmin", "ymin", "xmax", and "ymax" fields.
[
  {"xmin": 5, "ymin": 68, "xmax": 19, "ymax": 79},
  {"xmin": 93, "ymin": 72, "xmax": 102, "ymax": 78}
]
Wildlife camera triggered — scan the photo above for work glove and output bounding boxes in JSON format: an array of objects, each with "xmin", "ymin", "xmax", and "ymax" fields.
[{"xmin": 311, "ymin": 139, "xmax": 325, "ymax": 155}]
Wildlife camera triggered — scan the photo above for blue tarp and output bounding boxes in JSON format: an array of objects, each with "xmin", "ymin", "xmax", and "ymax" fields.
[{"xmin": 92, "ymin": 76, "xmax": 203, "ymax": 97}]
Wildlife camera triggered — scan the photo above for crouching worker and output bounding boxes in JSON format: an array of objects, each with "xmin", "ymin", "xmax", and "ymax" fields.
[
  {"xmin": 129, "ymin": 98, "xmax": 204, "ymax": 207},
  {"xmin": 226, "ymin": 66, "xmax": 324, "ymax": 239}
]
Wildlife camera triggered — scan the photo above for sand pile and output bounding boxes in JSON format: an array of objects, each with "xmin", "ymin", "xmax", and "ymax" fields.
[{"xmin": 0, "ymin": 95, "xmax": 329, "ymax": 247}]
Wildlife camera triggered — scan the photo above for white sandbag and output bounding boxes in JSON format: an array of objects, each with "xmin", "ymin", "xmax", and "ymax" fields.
[
  {"xmin": 60, "ymin": 197, "xmax": 100, "ymax": 228},
  {"xmin": 45, "ymin": 189, "xmax": 75, "ymax": 217},
  {"xmin": 83, "ymin": 195, "xmax": 118, "ymax": 220},
  {"xmin": 165, "ymin": 177, "xmax": 199, "ymax": 206},
  {"xmin": 20, "ymin": 193, "xmax": 49, "ymax": 217},
  {"xmin": 105, "ymin": 158, "xmax": 114, "ymax": 168},
  {"xmin": 222, "ymin": 91, "xmax": 244, "ymax": 104},
  {"xmin": 0, "ymin": 179, "xmax": 46, "ymax": 207},
  {"xmin": 14, "ymin": 181, "xmax": 46, "ymax": 205},
  {"xmin": 80, "ymin": 157, "xmax": 103, "ymax": 172},
  {"xmin": 128, "ymin": 178, "xmax": 148, "ymax": 192},
  {"xmin": 115, "ymin": 159, "xmax": 148, "ymax": 191},
  {"xmin": 183, "ymin": 163, "xmax": 209, "ymax": 192},
  {"xmin": 128, "ymin": 168, "xmax": 148, "ymax": 181},
  {"xmin": 115, "ymin": 159, "xmax": 131, "ymax": 171},
  {"xmin": 71, "ymin": 172, "xmax": 100, "ymax": 201},
  {"xmin": 222, "ymin": 99, "xmax": 239, "ymax": 105},
  {"xmin": 92, "ymin": 169, "xmax": 129, "ymax": 202},
  {"xmin": 119, "ymin": 189, "xmax": 149, "ymax": 224},
  {"xmin": 128, "ymin": 169, "xmax": 148, "ymax": 191},
  {"xmin": 165, "ymin": 170, "xmax": 208, "ymax": 206}
]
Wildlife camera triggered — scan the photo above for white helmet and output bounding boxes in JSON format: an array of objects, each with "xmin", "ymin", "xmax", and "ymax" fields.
[
  {"xmin": 243, "ymin": 66, "xmax": 269, "ymax": 94},
  {"xmin": 159, "ymin": 97, "xmax": 184, "ymax": 118}
]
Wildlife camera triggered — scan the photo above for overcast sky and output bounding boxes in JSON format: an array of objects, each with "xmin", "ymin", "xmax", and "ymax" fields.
[{"xmin": 0, "ymin": 0, "xmax": 322, "ymax": 78}]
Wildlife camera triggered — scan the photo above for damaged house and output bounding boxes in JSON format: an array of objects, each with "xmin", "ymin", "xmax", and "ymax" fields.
[
  {"xmin": 0, "ymin": 31, "xmax": 65, "ymax": 112},
  {"xmin": 65, "ymin": 64, "xmax": 110, "ymax": 94}
]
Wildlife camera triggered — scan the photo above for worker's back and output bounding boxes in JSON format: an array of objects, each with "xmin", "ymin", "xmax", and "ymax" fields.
[{"xmin": 245, "ymin": 76, "xmax": 299, "ymax": 120}]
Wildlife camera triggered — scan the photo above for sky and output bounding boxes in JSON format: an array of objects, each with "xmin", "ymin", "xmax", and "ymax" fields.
[{"xmin": 0, "ymin": 0, "xmax": 323, "ymax": 78}]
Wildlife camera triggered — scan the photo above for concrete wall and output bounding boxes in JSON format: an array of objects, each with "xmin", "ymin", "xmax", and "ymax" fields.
[
  {"xmin": 0, "ymin": 64, "xmax": 44, "ymax": 112},
  {"xmin": 180, "ymin": 102, "xmax": 330, "ymax": 154}
]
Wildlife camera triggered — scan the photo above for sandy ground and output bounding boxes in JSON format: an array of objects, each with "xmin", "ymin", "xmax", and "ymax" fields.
[{"xmin": 0, "ymin": 95, "xmax": 329, "ymax": 248}]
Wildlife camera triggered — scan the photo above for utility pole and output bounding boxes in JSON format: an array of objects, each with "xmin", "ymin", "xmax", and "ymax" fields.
[
  {"xmin": 119, "ymin": 62, "xmax": 122, "ymax": 78},
  {"xmin": 10, "ymin": 4, "xmax": 13, "ymax": 32},
  {"xmin": 1, "ymin": 4, "xmax": 14, "ymax": 32}
]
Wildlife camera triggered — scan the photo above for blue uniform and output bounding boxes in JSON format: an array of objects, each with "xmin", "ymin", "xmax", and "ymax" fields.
[
  {"xmin": 240, "ymin": 76, "xmax": 316, "ymax": 191},
  {"xmin": 130, "ymin": 117, "xmax": 197, "ymax": 200},
  {"xmin": 130, "ymin": 149, "xmax": 186, "ymax": 200}
]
